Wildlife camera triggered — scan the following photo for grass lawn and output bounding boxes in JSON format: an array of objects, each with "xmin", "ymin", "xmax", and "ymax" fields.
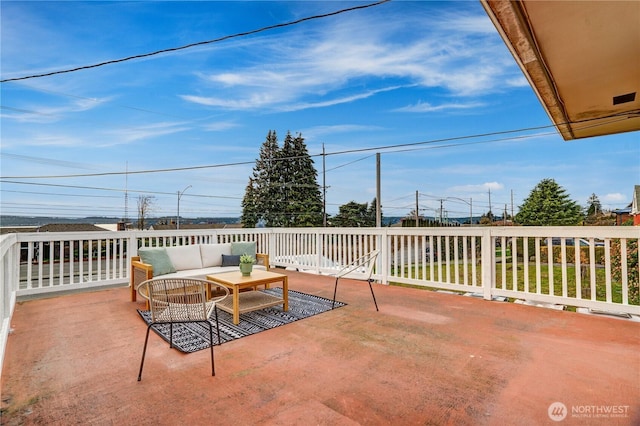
[{"xmin": 390, "ymin": 262, "xmax": 636, "ymax": 306}]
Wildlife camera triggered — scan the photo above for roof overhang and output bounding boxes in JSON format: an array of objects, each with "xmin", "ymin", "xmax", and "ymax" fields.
[{"xmin": 480, "ymin": 0, "xmax": 640, "ymax": 140}]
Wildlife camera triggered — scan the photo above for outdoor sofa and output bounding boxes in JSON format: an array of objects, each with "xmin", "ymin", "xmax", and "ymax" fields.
[{"xmin": 130, "ymin": 242, "xmax": 269, "ymax": 302}]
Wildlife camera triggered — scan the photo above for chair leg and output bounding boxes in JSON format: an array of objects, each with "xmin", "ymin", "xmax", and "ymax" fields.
[
  {"xmin": 368, "ymin": 279, "xmax": 379, "ymax": 312},
  {"xmin": 207, "ymin": 321, "xmax": 215, "ymax": 376},
  {"xmin": 138, "ymin": 323, "xmax": 154, "ymax": 381},
  {"xmin": 169, "ymin": 323, "xmax": 174, "ymax": 348},
  {"xmin": 332, "ymin": 277, "xmax": 339, "ymax": 309},
  {"xmin": 214, "ymin": 306, "xmax": 222, "ymax": 346}
]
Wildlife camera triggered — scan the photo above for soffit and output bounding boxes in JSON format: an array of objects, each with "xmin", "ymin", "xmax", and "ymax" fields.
[{"xmin": 481, "ymin": 0, "xmax": 640, "ymax": 140}]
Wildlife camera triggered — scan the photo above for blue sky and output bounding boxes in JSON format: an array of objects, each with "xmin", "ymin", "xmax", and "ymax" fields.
[{"xmin": 1, "ymin": 1, "xmax": 638, "ymax": 222}]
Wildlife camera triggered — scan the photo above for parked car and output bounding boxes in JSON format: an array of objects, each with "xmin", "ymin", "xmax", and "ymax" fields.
[{"xmin": 551, "ymin": 238, "xmax": 604, "ymax": 247}]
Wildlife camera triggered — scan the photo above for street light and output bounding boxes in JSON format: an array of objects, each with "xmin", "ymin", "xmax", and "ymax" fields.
[
  {"xmin": 446, "ymin": 197, "xmax": 473, "ymax": 226},
  {"xmin": 177, "ymin": 185, "xmax": 192, "ymax": 229}
]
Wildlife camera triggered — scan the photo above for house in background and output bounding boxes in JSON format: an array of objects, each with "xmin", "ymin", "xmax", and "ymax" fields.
[
  {"xmin": 613, "ymin": 207, "xmax": 632, "ymax": 226},
  {"xmin": 632, "ymin": 185, "xmax": 640, "ymax": 226},
  {"xmin": 149, "ymin": 223, "xmax": 241, "ymax": 231}
]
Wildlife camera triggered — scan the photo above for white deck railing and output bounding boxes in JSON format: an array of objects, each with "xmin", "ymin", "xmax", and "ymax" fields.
[{"xmin": 1, "ymin": 226, "xmax": 638, "ymax": 372}]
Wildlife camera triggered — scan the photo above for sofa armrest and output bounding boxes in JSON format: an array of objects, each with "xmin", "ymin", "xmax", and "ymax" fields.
[
  {"xmin": 130, "ymin": 256, "xmax": 154, "ymax": 302},
  {"xmin": 256, "ymin": 253, "xmax": 269, "ymax": 270}
]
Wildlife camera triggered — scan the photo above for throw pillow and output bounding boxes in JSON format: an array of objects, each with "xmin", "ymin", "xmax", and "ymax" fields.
[
  {"xmin": 221, "ymin": 254, "xmax": 241, "ymax": 267},
  {"xmin": 138, "ymin": 248, "xmax": 176, "ymax": 276},
  {"xmin": 200, "ymin": 243, "xmax": 232, "ymax": 267},
  {"xmin": 165, "ymin": 245, "xmax": 202, "ymax": 270},
  {"xmin": 231, "ymin": 241, "xmax": 256, "ymax": 258}
]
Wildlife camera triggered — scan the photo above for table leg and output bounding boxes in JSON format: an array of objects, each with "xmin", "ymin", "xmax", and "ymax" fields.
[
  {"xmin": 283, "ymin": 276, "xmax": 288, "ymax": 311},
  {"xmin": 232, "ymin": 285, "xmax": 240, "ymax": 325}
]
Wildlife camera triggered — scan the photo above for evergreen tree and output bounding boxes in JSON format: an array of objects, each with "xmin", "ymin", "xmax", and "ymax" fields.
[
  {"xmin": 279, "ymin": 132, "xmax": 296, "ymax": 227},
  {"xmin": 240, "ymin": 178, "xmax": 259, "ymax": 227},
  {"xmin": 244, "ymin": 130, "xmax": 281, "ymax": 227},
  {"xmin": 515, "ymin": 178, "xmax": 583, "ymax": 225},
  {"xmin": 287, "ymin": 133, "xmax": 323, "ymax": 226},
  {"xmin": 367, "ymin": 197, "xmax": 380, "ymax": 226},
  {"xmin": 332, "ymin": 201, "xmax": 375, "ymax": 227},
  {"xmin": 586, "ymin": 193, "xmax": 602, "ymax": 216},
  {"xmin": 479, "ymin": 210, "xmax": 494, "ymax": 225},
  {"xmin": 241, "ymin": 130, "xmax": 323, "ymax": 228}
]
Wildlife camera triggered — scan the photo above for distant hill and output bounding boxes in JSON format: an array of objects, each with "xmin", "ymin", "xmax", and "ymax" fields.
[
  {"xmin": 0, "ymin": 216, "xmax": 240, "ymax": 227},
  {"xmin": 1, "ymin": 215, "xmax": 406, "ymax": 228}
]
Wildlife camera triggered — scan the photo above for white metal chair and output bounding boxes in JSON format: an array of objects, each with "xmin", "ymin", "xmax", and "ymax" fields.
[
  {"xmin": 332, "ymin": 250, "xmax": 380, "ymax": 311},
  {"xmin": 137, "ymin": 278, "xmax": 229, "ymax": 381}
]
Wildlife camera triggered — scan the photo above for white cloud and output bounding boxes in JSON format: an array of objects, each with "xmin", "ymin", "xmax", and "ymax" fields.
[
  {"xmin": 395, "ymin": 101, "xmax": 486, "ymax": 113},
  {"xmin": 506, "ymin": 76, "xmax": 529, "ymax": 87},
  {"xmin": 3, "ymin": 97, "xmax": 112, "ymax": 124},
  {"xmin": 604, "ymin": 193, "xmax": 628, "ymax": 203},
  {"xmin": 433, "ymin": 12, "xmax": 497, "ymax": 34},
  {"xmin": 202, "ymin": 121, "xmax": 239, "ymax": 132},
  {"xmin": 179, "ymin": 5, "xmax": 520, "ymax": 112},
  {"xmin": 449, "ymin": 182, "xmax": 504, "ymax": 192},
  {"xmin": 105, "ymin": 122, "xmax": 189, "ymax": 144},
  {"xmin": 303, "ymin": 124, "xmax": 383, "ymax": 140}
]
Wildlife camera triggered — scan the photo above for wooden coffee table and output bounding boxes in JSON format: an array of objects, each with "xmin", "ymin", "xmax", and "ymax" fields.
[{"xmin": 206, "ymin": 270, "xmax": 288, "ymax": 325}]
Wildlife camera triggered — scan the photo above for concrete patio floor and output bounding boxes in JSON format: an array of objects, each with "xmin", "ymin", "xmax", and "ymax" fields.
[{"xmin": 1, "ymin": 269, "xmax": 639, "ymax": 425}]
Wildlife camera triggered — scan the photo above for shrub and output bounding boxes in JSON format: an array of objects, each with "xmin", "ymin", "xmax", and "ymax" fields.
[{"xmin": 611, "ymin": 238, "xmax": 639, "ymax": 305}]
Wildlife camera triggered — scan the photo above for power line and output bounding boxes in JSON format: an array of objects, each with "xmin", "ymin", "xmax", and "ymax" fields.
[
  {"xmin": 0, "ymin": 1, "xmax": 391, "ymax": 83},
  {"xmin": 325, "ymin": 154, "xmax": 376, "ymax": 172},
  {"xmin": 0, "ymin": 180, "xmax": 243, "ymax": 200},
  {"xmin": 1, "ymin": 189, "xmax": 120, "ymax": 199},
  {"xmin": 4, "ymin": 110, "xmax": 631, "ymax": 181},
  {"xmin": 0, "ymin": 124, "xmax": 557, "ymax": 180}
]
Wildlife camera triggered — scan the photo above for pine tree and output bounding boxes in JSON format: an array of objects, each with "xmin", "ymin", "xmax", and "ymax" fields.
[
  {"xmin": 244, "ymin": 130, "xmax": 281, "ymax": 227},
  {"xmin": 240, "ymin": 178, "xmax": 259, "ymax": 228},
  {"xmin": 241, "ymin": 130, "xmax": 323, "ymax": 228},
  {"xmin": 586, "ymin": 193, "xmax": 602, "ymax": 216},
  {"xmin": 332, "ymin": 201, "xmax": 372, "ymax": 227},
  {"xmin": 367, "ymin": 197, "xmax": 379, "ymax": 226},
  {"xmin": 515, "ymin": 178, "xmax": 583, "ymax": 225},
  {"xmin": 288, "ymin": 133, "xmax": 323, "ymax": 227},
  {"xmin": 279, "ymin": 132, "xmax": 296, "ymax": 227}
]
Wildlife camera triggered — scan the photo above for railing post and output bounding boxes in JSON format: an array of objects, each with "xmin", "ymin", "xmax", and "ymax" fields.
[
  {"xmin": 379, "ymin": 229, "xmax": 389, "ymax": 285},
  {"xmin": 481, "ymin": 228, "xmax": 494, "ymax": 300},
  {"xmin": 0, "ymin": 234, "xmax": 19, "ymax": 378},
  {"xmin": 268, "ymin": 230, "xmax": 276, "ymax": 269},
  {"xmin": 315, "ymin": 229, "xmax": 322, "ymax": 275}
]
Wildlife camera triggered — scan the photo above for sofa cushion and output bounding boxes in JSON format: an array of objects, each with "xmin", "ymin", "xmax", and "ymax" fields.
[
  {"xmin": 160, "ymin": 264, "xmax": 267, "ymax": 280},
  {"xmin": 138, "ymin": 248, "xmax": 176, "ymax": 276},
  {"xmin": 200, "ymin": 243, "xmax": 232, "ymax": 267},
  {"xmin": 221, "ymin": 254, "xmax": 241, "ymax": 267},
  {"xmin": 231, "ymin": 241, "xmax": 256, "ymax": 258},
  {"xmin": 165, "ymin": 245, "xmax": 203, "ymax": 271}
]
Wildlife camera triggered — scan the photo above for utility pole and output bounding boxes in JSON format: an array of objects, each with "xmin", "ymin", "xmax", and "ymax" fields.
[
  {"xmin": 439, "ymin": 199, "xmax": 444, "ymax": 223},
  {"xmin": 488, "ymin": 188, "xmax": 492, "ymax": 219},
  {"xmin": 376, "ymin": 153, "xmax": 381, "ymax": 227},
  {"xmin": 511, "ymin": 189, "xmax": 514, "ymax": 219},
  {"xmin": 177, "ymin": 185, "xmax": 192, "ymax": 229},
  {"xmin": 415, "ymin": 190, "xmax": 419, "ymax": 227},
  {"xmin": 322, "ymin": 144, "xmax": 327, "ymax": 227},
  {"xmin": 124, "ymin": 162, "xmax": 128, "ymax": 224}
]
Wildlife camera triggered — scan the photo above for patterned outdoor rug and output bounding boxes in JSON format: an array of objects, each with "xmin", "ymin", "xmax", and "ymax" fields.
[{"xmin": 137, "ymin": 288, "xmax": 346, "ymax": 353}]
